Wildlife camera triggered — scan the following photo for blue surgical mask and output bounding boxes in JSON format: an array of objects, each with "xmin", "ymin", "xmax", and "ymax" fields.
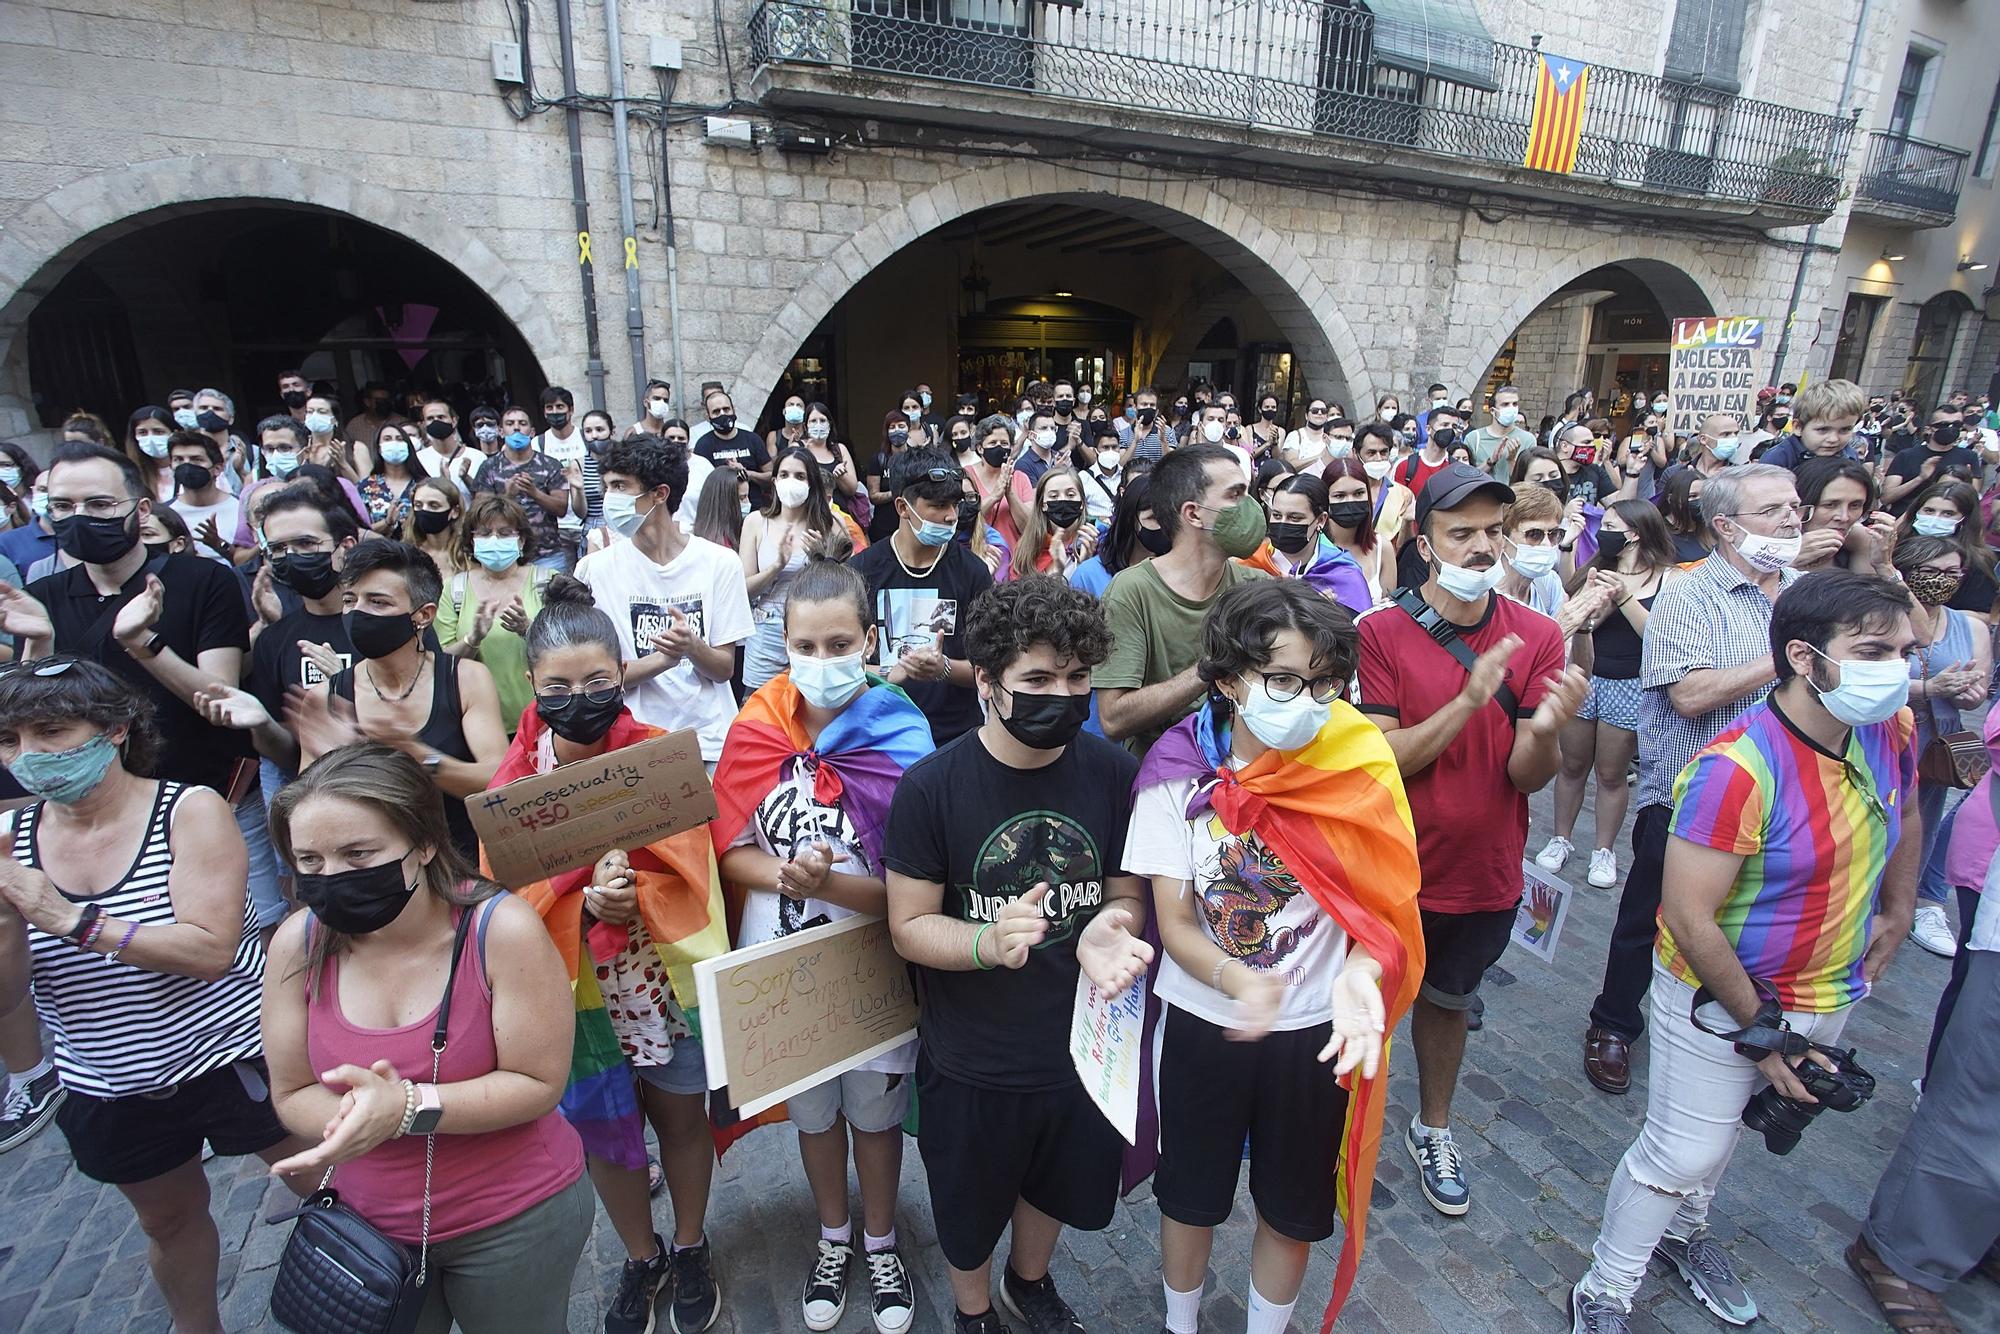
[
  {"xmin": 472, "ymin": 535, "xmax": 521, "ymax": 571},
  {"xmin": 173, "ymin": 408, "xmax": 200, "ymax": 431},
  {"xmin": 1808, "ymin": 646, "xmax": 1910, "ymax": 727},
  {"xmin": 8, "ymin": 731, "xmax": 120, "ymax": 805},
  {"xmin": 1913, "ymin": 514, "xmax": 1960, "ymax": 538},
  {"xmin": 136, "ymin": 433, "xmax": 171, "ymax": 459},
  {"xmin": 304, "ymin": 411, "xmax": 336, "ymax": 436},
  {"xmin": 0, "ymin": 467, "xmax": 21, "ymax": 489},
  {"xmin": 913, "ymin": 515, "xmax": 956, "ymax": 547},
  {"xmin": 1506, "ymin": 542, "xmax": 1560, "ymax": 580},
  {"xmin": 29, "ymin": 492, "xmax": 49, "ymax": 518},
  {"xmin": 790, "ymin": 650, "xmax": 868, "ymax": 710},
  {"xmin": 601, "ymin": 491, "xmax": 648, "ymax": 537},
  {"xmin": 1710, "ymin": 435, "xmax": 1741, "ymax": 461},
  {"xmin": 267, "ymin": 451, "xmax": 301, "ymax": 477},
  {"xmin": 504, "ymin": 431, "xmax": 533, "ymax": 452},
  {"xmin": 378, "ymin": 441, "xmax": 410, "ymax": 465},
  {"xmin": 783, "ymin": 405, "xmax": 805, "ymax": 425}
]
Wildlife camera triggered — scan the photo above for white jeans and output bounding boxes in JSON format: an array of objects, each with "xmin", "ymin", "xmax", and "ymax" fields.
[{"xmin": 1582, "ymin": 960, "xmax": 1853, "ymax": 1302}]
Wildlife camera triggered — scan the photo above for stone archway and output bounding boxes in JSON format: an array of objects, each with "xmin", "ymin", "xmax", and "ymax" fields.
[
  {"xmin": 734, "ymin": 161, "xmax": 1373, "ymax": 413},
  {"xmin": 0, "ymin": 155, "xmax": 564, "ymax": 436}
]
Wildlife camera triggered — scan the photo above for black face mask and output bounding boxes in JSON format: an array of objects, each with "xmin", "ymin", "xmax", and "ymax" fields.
[
  {"xmin": 53, "ymin": 511, "xmax": 141, "ymax": 565},
  {"xmin": 1137, "ymin": 523, "xmax": 1173, "ymax": 557},
  {"xmin": 888, "ymin": 429, "xmax": 909, "ymax": 448},
  {"xmin": 1260, "ymin": 408, "xmax": 1278, "ymax": 422},
  {"xmin": 425, "ymin": 419, "xmax": 456, "ymax": 441},
  {"xmin": 982, "ymin": 445, "xmax": 1010, "ymax": 468},
  {"xmin": 1596, "ymin": 530, "xmax": 1629, "ymax": 564},
  {"xmin": 412, "ymin": 508, "xmax": 454, "ymax": 537},
  {"xmin": 995, "ymin": 685, "xmax": 1090, "ymax": 750},
  {"xmin": 1932, "ymin": 423, "xmax": 1961, "ymax": 446},
  {"xmin": 271, "ymin": 550, "xmax": 341, "ymax": 599},
  {"xmin": 294, "ymin": 853, "xmax": 418, "ymax": 936},
  {"xmin": 195, "ymin": 410, "xmax": 230, "ymax": 433},
  {"xmin": 1267, "ymin": 520, "xmax": 1313, "ymax": 555},
  {"xmin": 281, "ymin": 389, "xmax": 308, "ymax": 410},
  {"xmin": 955, "ymin": 497, "xmax": 981, "ymax": 540},
  {"xmin": 712, "ymin": 413, "xmax": 737, "ymax": 435},
  {"xmin": 143, "ymin": 540, "xmax": 175, "ymax": 563},
  {"xmin": 1431, "ymin": 427, "xmax": 1459, "ymax": 450},
  {"xmin": 1042, "ymin": 500, "xmax": 1084, "ymax": 530},
  {"xmin": 345, "ymin": 609, "xmax": 418, "ymax": 660},
  {"xmin": 1327, "ymin": 500, "xmax": 1371, "ymax": 531},
  {"xmin": 536, "ymin": 688, "xmax": 624, "ymax": 745},
  {"xmin": 544, "ymin": 411, "xmax": 569, "ymax": 429},
  {"xmin": 1137, "ymin": 407, "xmax": 1157, "ymax": 426},
  {"xmin": 173, "ymin": 462, "xmax": 212, "ymax": 493},
  {"xmin": 1053, "ymin": 399, "xmax": 1074, "ymax": 416}
]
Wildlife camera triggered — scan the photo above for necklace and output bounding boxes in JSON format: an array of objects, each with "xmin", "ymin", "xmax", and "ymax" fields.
[
  {"xmin": 365, "ymin": 650, "xmax": 428, "ymax": 703},
  {"xmin": 889, "ymin": 531, "xmax": 942, "ymax": 581}
]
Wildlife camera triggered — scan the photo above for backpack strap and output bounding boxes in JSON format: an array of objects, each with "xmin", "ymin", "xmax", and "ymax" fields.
[
  {"xmin": 1391, "ymin": 587, "xmax": 1521, "ymax": 723},
  {"xmin": 449, "ymin": 570, "xmax": 468, "ymax": 618}
]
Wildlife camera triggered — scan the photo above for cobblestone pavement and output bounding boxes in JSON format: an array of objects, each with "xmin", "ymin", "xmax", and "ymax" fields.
[{"xmin": 2, "ymin": 779, "xmax": 1996, "ymax": 1333}]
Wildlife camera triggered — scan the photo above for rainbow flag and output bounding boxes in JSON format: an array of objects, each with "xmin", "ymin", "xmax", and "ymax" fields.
[
  {"xmin": 1524, "ymin": 51, "xmax": 1589, "ymax": 174},
  {"xmin": 1134, "ymin": 699, "xmax": 1424, "ymax": 1332}
]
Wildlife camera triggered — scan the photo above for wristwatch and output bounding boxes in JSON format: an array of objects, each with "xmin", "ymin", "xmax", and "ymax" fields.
[
  {"xmin": 128, "ymin": 633, "xmax": 165, "ymax": 660},
  {"xmin": 404, "ymin": 1082, "xmax": 444, "ymax": 1136},
  {"xmin": 420, "ymin": 751, "xmax": 445, "ymax": 773}
]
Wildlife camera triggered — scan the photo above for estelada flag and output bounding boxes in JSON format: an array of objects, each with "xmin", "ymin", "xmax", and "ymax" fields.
[{"xmin": 1524, "ymin": 51, "xmax": 1589, "ymax": 174}]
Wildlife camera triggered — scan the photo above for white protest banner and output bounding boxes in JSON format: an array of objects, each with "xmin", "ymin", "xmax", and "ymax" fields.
[
  {"xmin": 1069, "ymin": 972, "xmax": 1144, "ymax": 1144},
  {"xmin": 1511, "ymin": 860, "xmax": 1575, "ymax": 963},
  {"xmin": 1668, "ymin": 316, "xmax": 1765, "ymax": 441},
  {"xmin": 694, "ymin": 915, "xmax": 918, "ymax": 1118}
]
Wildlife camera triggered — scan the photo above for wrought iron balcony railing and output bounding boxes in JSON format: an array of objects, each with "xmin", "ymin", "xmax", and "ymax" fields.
[
  {"xmin": 748, "ymin": 0, "xmax": 1854, "ymax": 216},
  {"xmin": 1856, "ymin": 130, "xmax": 1969, "ymax": 221}
]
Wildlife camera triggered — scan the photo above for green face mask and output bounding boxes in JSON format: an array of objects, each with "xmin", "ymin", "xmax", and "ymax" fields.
[{"xmin": 1201, "ymin": 495, "xmax": 1268, "ymax": 558}]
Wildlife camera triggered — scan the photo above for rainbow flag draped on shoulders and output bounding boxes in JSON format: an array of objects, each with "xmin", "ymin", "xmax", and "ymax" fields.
[
  {"xmin": 482, "ymin": 705, "xmax": 733, "ymax": 1169},
  {"xmin": 1133, "ymin": 698, "xmax": 1424, "ymax": 1332}
]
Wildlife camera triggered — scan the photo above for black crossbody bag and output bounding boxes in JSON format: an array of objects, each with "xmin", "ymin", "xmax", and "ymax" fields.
[
  {"xmin": 1391, "ymin": 587, "xmax": 1521, "ymax": 721},
  {"xmin": 267, "ymin": 906, "xmax": 475, "ymax": 1334}
]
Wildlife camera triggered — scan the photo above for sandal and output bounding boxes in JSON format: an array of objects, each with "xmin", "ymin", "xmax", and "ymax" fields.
[
  {"xmin": 1846, "ymin": 1236, "xmax": 1960, "ymax": 1332},
  {"xmin": 647, "ymin": 1155, "xmax": 665, "ymax": 1198}
]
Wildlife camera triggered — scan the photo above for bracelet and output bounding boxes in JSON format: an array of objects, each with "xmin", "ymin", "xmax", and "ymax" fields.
[
  {"xmin": 972, "ymin": 922, "xmax": 995, "ymax": 971},
  {"xmin": 1210, "ymin": 956, "xmax": 1234, "ymax": 992},
  {"xmin": 65, "ymin": 902, "xmax": 102, "ymax": 945},
  {"xmin": 395, "ymin": 1079, "xmax": 419, "ymax": 1138},
  {"xmin": 79, "ymin": 915, "xmax": 108, "ymax": 950},
  {"xmin": 105, "ymin": 922, "xmax": 139, "ymax": 961}
]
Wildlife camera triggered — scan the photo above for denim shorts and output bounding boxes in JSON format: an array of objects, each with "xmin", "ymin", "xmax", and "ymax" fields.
[
  {"xmin": 633, "ymin": 1034, "xmax": 708, "ymax": 1097},
  {"xmin": 787, "ymin": 1069, "xmax": 910, "ymax": 1136},
  {"xmin": 1577, "ymin": 675, "xmax": 1641, "ymax": 731}
]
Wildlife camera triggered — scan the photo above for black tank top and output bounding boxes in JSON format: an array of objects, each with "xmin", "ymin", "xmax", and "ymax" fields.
[
  {"xmin": 1589, "ymin": 583, "xmax": 1658, "ymax": 680},
  {"xmin": 330, "ymin": 652, "xmax": 478, "ymax": 857}
]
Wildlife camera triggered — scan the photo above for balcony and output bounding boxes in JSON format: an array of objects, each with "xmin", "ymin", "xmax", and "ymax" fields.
[
  {"xmin": 746, "ymin": 0, "xmax": 1855, "ymax": 227},
  {"xmin": 1852, "ymin": 130, "xmax": 1970, "ymax": 228}
]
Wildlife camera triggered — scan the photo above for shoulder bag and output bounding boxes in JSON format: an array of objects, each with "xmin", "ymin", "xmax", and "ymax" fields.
[
  {"xmin": 1914, "ymin": 650, "xmax": 1990, "ymax": 791},
  {"xmin": 1391, "ymin": 588, "xmax": 1520, "ymax": 722},
  {"xmin": 266, "ymin": 904, "xmax": 477, "ymax": 1334}
]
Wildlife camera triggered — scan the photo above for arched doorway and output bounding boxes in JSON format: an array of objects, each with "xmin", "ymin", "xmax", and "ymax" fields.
[
  {"xmin": 23, "ymin": 207, "xmax": 547, "ymax": 433},
  {"xmin": 1902, "ymin": 291, "xmax": 1973, "ymax": 411}
]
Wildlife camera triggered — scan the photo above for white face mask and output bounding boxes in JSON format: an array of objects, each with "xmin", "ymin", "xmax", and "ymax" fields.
[
  {"xmin": 791, "ymin": 649, "xmax": 868, "ymax": 711},
  {"xmin": 1033, "ymin": 427, "xmax": 1057, "ymax": 450},
  {"xmin": 601, "ymin": 491, "xmax": 649, "ymax": 538},
  {"xmin": 807, "ymin": 420, "xmax": 830, "ymax": 440},
  {"xmin": 783, "ymin": 404, "xmax": 805, "ymax": 425},
  {"xmin": 774, "ymin": 477, "xmax": 811, "ymax": 509},
  {"xmin": 1328, "ymin": 437, "xmax": 1354, "ymax": 458},
  {"xmin": 1729, "ymin": 524, "xmax": 1800, "ymax": 573},
  {"xmin": 1096, "ymin": 449, "xmax": 1121, "ymax": 472},
  {"xmin": 1494, "ymin": 406, "xmax": 1520, "ymax": 427},
  {"xmin": 1432, "ymin": 551, "xmax": 1505, "ymax": 601},
  {"xmin": 1506, "ymin": 542, "xmax": 1560, "ymax": 580},
  {"xmin": 1807, "ymin": 646, "xmax": 1911, "ymax": 727},
  {"xmin": 1379, "ymin": 408, "xmax": 1396, "ymax": 422},
  {"xmin": 647, "ymin": 398, "xmax": 671, "ymax": 419},
  {"xmin": 136, "ymin": 433, "xmax": 171, "ymax": 458},
  {"xmin": 1913, "ymin": 513, "xmax": 1960, "ymax": 538},
  {"xmin": 1234, "ymin": 679, "xmax": 1327, "ymax": 752},
  {"xmin": 1200, "ymin": 419, "xmax": 1227, "ymax": 443},
  {"xmin": 1362, "ymin": 457, "xmax": 1392, "ymax": 480}
]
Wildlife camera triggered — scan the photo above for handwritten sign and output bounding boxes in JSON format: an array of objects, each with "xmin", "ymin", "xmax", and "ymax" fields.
[
  {"xmin": 1069, "ymin": 972, "xmax": 1144, "ymax": 1143},
  {"xmin": 693, "ymin": 915, "xmax": 918, "ymax": 1118},
  {"xmin": 467, "ymin": 730, "xmax": 716, "ymax": 888},
  {"xmin": 1510, "ymin": 860, "xmax": 1575, "ymax": 964},
  {"xmin": 1668, "ymin": 316, "xmax": 1765, "ymax": 440}
]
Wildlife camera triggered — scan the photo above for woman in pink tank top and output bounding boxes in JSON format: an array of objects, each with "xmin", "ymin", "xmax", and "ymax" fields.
[{"xmin": 261, "ymin": 744, "xmax": 590, "ymax": 1334}]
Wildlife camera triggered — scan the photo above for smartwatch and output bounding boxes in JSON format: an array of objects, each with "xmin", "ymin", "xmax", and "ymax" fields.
[
  {"xmin": 405, "ymin": 1082, "xmax": 444, "ymax": 1136},
  {"xmin": 129, "ymin": 633, "xmax": 166, "ymax": 661}
]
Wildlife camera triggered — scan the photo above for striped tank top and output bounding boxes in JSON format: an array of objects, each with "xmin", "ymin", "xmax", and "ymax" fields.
[{"xmin": 18, "ymin": 782, "xmax": 266, "ymax": 1097}]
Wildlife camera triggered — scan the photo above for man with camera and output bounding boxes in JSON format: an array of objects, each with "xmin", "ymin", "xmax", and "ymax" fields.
[{"xmin": 1571, "ymin": 571, "xmax": 1922, "ymax": 1334}]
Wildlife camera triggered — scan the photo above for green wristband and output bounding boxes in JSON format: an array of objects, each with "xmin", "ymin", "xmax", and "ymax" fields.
[{"xmin": 972, "ymin": 921, "xmax": 996, "ymax": 971}]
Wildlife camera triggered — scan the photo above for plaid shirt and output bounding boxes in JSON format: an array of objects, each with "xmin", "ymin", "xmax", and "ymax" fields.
[{"xmin": 1634, "ymin": 553, "xmax": 1797, "ymax": 809}]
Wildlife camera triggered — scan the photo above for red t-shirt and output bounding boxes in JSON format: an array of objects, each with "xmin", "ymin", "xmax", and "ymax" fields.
[
  {"xmin": 1394, "ymin": 452, "xmax": 1449, "ymax": 497},
  {"xmin": 1354, "ymin": 594, "xmax": 1565, "ymax": 913}
]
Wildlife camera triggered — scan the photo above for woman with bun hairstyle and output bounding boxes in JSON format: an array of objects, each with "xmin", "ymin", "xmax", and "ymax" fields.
[{"xmin": 484, "ymin": 575, "xmax": 735, "ymax": 1334}]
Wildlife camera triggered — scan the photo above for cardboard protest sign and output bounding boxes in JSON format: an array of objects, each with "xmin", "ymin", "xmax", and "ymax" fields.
[
  {"xmin": 1668, "ymin": 316, "xmax": 1765, "ymax": 441},
  {"xmin": 1070, "ymin": 972, "xmax": 1144, "ymax": 1144},
  {"xmin": 467, "ymin": 730, "xmax": 716, "ymax": 888},
  {"xmin": 1511, "ymin": 860, "xmax": 1575, "ymax": 963},
  {"xmin": 694, "ymin": 914, "xmax": 918, "ymax": 1118}
]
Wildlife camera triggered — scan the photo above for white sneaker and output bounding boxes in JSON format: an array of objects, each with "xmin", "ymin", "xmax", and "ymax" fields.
[
  {"xmin": 1535, "ymin": 836, "xmax": 1574, "ymax": 871},
  {"xmin": 1909, "ymin": 904, "xmax": 1957, "ymax": 958},
  {"xmin": 1587, "ymin": 848, "xmax": 1619, "ymax": 888}
]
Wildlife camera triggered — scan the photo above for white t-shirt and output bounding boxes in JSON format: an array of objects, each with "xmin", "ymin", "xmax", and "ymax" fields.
[
  {"xmin": 573, "ymin": 533, "xmax": 753, "ymax": 759},
  {"xmin": 538, "ymin": 431, "xmax": 587, "ymax": 535},
  {"xmin": 1079, "ymin": 465, "xmax": 1120, "ymax": 523},
  {"xmin": 419, "ymin": 444, "xmax": 482, "ymax": 500},
  {"xmin": 1125, "ymin": 775, "xmax": 1348, "ymax": 1031},
  {"xmin": 725, "ymin": 756, "xmax": 916, "ymax": 1075},
  {"xmin": 171, "ymin": 494, "xmax": 243, "ymax": 564}
]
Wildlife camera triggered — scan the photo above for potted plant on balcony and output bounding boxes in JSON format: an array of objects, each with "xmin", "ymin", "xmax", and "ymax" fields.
[{"xmin": 1762, "ymin": 148, "xmax": 1827, "ymax": 208}]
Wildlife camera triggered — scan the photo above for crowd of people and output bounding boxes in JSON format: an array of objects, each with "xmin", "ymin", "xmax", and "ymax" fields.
[{"xmin": 0, "ymin": 367, "xmax": 1993, "ymax": 1334}]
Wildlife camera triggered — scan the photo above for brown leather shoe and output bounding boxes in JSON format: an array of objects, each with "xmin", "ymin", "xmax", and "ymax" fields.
[
  {"xmin": 1584, "ymin": 1026, "xmax": 1631, "ymax": 1094},
  {"xmin": 1847, "ymin": 1235, "xmax": 1960, "ymax": 1332}
]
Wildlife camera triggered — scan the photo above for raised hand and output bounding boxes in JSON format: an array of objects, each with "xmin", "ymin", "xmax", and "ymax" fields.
[
  {"xmin": 192, "ymin": 683, "xmax": 274, "ymax": 732},
  {"xmin": 778, "ymin": 839, "xmax": 835, "ymax": 902},
  {"xmin": 0, "ymin": 582, "xmax": 53, "ymax": 644},
  {"xmin": 268, "ymin": 1059, "xmax": 409, "ymax": 1176},
  {"xmin": 112, "ymin": 574, "xmax": 167, "ymax": 648},
  {"xmin": 992, "ymin": 884, "xmax": 1051, "ymax": 969},
  {"xmin": 1318, "ymin": 959, "xmax": 1386, "ymax": 1077},
  {"xmin": 251, "ymin": 566, "xmax": 283, "ymax": 626},
  {"xmin": 1529, "ymin": 663, "xmax": 1592, "ymax": 735},
  {"xmin": 496, "ymin": 597, "xmax": 528, "ymax": 637},
  {"xmin": 1076, "ymin": 903, "xmax": 1153, "ymax": 999},
  {"xmin": 1460, "ymin": 633, "xmax": 1522, "ymax": 708}
]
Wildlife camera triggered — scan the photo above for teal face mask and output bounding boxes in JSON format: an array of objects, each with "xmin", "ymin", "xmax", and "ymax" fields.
[
  {"xmin": 472, "ymin": 535, "xmax": 521, "ymax": 571},
  {"xmin": 9, "ymin": 732, "xmax": 119, "ymax": 805}
]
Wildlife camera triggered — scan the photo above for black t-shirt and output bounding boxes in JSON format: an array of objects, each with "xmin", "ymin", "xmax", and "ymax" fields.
[
  {"xmin": 881, "ymin": 728, "xmax": 1139, "ymax": 1092},
  {"xmin": 1951, "ymin": 561, "xmax": 1998, "ymax": 616},
  {"xmin": 696, "ymin": 429, "xmax": 769, "ymax": 474},
  {"xmin": 1887, "ymin": 444, "xmax": 1982, "ymax": 512},
  {"xmin": 848, "ymin": 537, "xmax": 993, "ymax": 742},
  {"xmin": 32, "ymin": 552, "xmax": 253, "ymax": 793},
  {"xmin": 1559, "ymin": 461, "xmax": 1618, "ymax": 505},
  {"xmin": 249, "ymin": 608, "xmax": 353, "ymax": 723},
  {"xmin": 866, "ymin": 452, "xmax": 900, "ymax": 542}
]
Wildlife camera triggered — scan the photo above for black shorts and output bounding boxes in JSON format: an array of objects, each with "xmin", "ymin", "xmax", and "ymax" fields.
[
  {"xmin": 1419, "ymin": 907, "xmax": 1517, "ymax": 1009},
  {"xmin": 915, "ymin": 1053, "xmax": 1124, "ymax": 1271},
  {"xmin": 57, "ymin": 1058, "xmax": 290, "ymax": 1186},
  {"xmin": 1154, "ymin": 1006, "xmax": 1350, "ymax": 1241}
]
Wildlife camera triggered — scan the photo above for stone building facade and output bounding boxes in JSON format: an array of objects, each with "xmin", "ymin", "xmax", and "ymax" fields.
[{"xmin": 0, "ymin": 0, "xmax": 1942, "ymax": 445}]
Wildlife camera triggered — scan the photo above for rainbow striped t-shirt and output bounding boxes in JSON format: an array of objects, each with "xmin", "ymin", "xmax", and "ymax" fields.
[{"xmin": 1656, "ymin": 697, "xmax": 1917, "ymax": 1012}]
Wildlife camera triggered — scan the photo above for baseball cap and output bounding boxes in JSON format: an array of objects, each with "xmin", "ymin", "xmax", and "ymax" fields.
[{"xmin": 1415, "ymin": 463, "xmax": 1515, "ymax": 531}]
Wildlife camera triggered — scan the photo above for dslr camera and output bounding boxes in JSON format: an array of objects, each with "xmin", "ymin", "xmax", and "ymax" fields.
[{"xmin": 1690, "ymin": 983, "xmax": 1875, "ymax": 1156}]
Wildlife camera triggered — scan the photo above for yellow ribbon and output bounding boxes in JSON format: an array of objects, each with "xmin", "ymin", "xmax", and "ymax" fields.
[
  {"xmin": 577, "ymin": 231, "xmax": 593, "ymax": 266},
  {"xmin": 623, "ymin": 236, "xmax": 638, "ymax": 270}
]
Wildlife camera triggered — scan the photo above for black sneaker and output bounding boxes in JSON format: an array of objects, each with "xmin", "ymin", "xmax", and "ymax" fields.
[
  {"xmin": 865, "ymin": 1244, "xmax": 915, "ymax": 1334},
  {"xmin": 0, "ymin": 1068, "xmax": 63, "ymax": 1153},
  {"xmin": 801, "ymin": 1237, "xmax": 852, "ymax": 1331},
  {"xmin": 605, "ymin": 1236, "xmax": 668, "ymax": 1334},
  {"xmin": 998, "ymin": 1267, "xmax": 1084, "ymax": 1334},
  {"xmin": 954, "ymin": 1311, "xmax": 1012, "ymax": 1334},
  {"xmin": 668, "ymin": 1239, "xmax": 721, "ymax": 1334}
]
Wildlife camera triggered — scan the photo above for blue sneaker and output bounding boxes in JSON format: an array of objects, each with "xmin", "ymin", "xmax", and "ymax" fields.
[{"xmin": 1405, "ymin": 1121, "xmax": 1470, "ymax": 1216}]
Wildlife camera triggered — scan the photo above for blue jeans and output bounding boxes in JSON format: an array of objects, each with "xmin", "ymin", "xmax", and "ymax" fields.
[
  {"xmin": 1917, "ymin": 793, "xmax": 1963, "ymax": 906},
  {"xmin": 234, "ymin": 784, "xmax": 286, "ymax": 930}
]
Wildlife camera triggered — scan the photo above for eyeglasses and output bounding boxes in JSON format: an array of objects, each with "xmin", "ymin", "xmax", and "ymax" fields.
[
  {"xmin": 263, "ymin": 536, "xmax": 330, "ymax": 557},
  {"xmin": 45, "ymin": 496, "xmax": 139, "ymax": 521},
  {"xmin": 914, "ymin": 467, "xmax": 963, "ymax": 485},
  {"xmin": 535, "ymin": 677, "xmax": 621, "ymax": 708},
  {"xmin": 1510, "ymin": 527, "xmax": 1559, "ymax": 545},
  {"xmin": 1726, "ymin": 503, "xmax": 1805, "ymax": 522},
  {"xmin": 1250, "ymin": 669, "xmax": 1343, "ymax": 706}
]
